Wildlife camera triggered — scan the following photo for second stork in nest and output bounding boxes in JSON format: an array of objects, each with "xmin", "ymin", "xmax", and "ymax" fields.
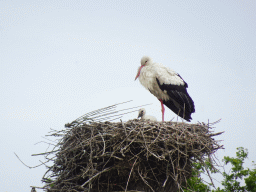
[{"xmin": 137, "ymin": 108, "xmax": 157, "ymax": 122}]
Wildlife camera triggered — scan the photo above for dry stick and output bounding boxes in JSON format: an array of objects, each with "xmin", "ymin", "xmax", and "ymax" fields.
[
  {"xmin": 117, "ymin": 127, "xmax": 140, "ymax": 153},
  {"xmin": 75, "ymin": 100, "xmax": 128, "ymax": 121},
  {"xmin": 182, "ymin": 187, "xmax": 197, "ymax": 192},
  {"xmin": 209, "ymin": 118, "xmax": 222, "ymax": 126},
  {"xmin": 81, "ymin": 167, "xmax": 112, "ymax": 187},
  {"xmin": 176, "ymin": 127, "xmax": 181, "ymax": 189},
  {"xmin": 30, "ymin": 186, "xmax": 44, "ymax": 190},
  {"xmin": 148, "ymin": 161, "xmax": 160, "ymax": 186},
  {"xmin": 101, "ymin": 125, "xmax": 140, "ymax": 171},
  {"xmin": 14, "ymin": 152, "xmax": 51, "ymax": 169},
  {"xmin": 97, "ymin": 104, "xmax": 151, "ymax": 122},
  {"xmin": 141, "ymin": 127, "xmax": 162, "ymax": 185},
  {"xmin": 162, "ymin": 161, "xmax": 170, "ymax": 187},
  {"xmin": 177, "ymin": 182, "xmax": 185, "ymax": 192},
  {"xmin": 200, "ymin": 159, "xmax": 216, "ymax": 189},
  {"xmin": 140, "ymin": 127, "xmax": 150, "ymax": 160},
  {"xmin": 96, "ymin": 105, "xmax": 151, "ymax": 122},
  {"xmin": 93, "ymin": 103, "xmax": 151, "ymax": 120},
  {"xmin": 120, "ymin": 119, "xmax": 127, "ymax": 136},
  {"xmin": 88, "ymin": 126, "xmax": 95, "ymax": 190},
  {"xmin": 162, "ymin": 175, "xmax": 169, "ymax": 187},
  {"xmin": 182, "ymin": 137, "xmax": 189, "ymax": 184},
  {"xmin": 169, "ymin": 155, "xmax": 177, "ymax": 188},
  {"xmin": 34, "ymin": 141, "xmax": 56, "ymax": 146},
  {"xmin": 97, "ymin": 130, "xmax": 106, "ymax": 156},
  {"xmin": 42, "ymin": 166, "xmax": 54, "ymax": 182},
  {"xmin": 107, "ymin": 116, "xmax": 124, "ymax": 122},
  {"xmin": 125, "ymin": 157, "xmax": 138, "ymax": 192},
  {"xmin": 139, "ymin": 126, "xmax": 161, "ymax": 159},
  {"xmin": 68, "ymin": 101, "xmax": 130, "ymax": 125},
  {"xmin": 208, "ymin": 131, "xmax": 225, "ymax": 137},
  {"xmin": 137, "ymin": 166, "xmax": 155, "ymax": 192},
  {"xmin": 74, "ymin": 100, "xmax": 134, "ymax": 123}
]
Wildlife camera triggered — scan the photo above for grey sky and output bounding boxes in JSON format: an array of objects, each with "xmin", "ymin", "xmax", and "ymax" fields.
[{"xmin": 0, "ymin": 0, "xmax": 255, "ymax": 191}]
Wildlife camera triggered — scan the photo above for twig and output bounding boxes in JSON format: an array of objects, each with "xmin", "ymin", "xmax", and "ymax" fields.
[
  {"xmin": 137, "ymin": 166, "xmax": 155, "ymax": 192},
  {"xmin": 81, "ymin": 167, "xmax": 112, "ymax": 187},
  {"xmin": 125, "ymin": 157, "xmax": 138, "ymax": 192},
  {"xmin": 14, "ymin": 152, "xmax": 49, "ymax": 169}
]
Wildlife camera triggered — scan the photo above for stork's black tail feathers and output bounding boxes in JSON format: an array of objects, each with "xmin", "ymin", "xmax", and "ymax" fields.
[
  {"xmin": 156, "ymin": 78, "xmax": 195, "ymax": 122},
  {"xmin": 162, "ymin": 99, "xmax": 194, "ymax": 122}
]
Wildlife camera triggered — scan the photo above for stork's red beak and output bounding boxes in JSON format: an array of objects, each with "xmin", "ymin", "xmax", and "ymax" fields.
[{"xmin": 135, "ymin": 66, "xmax": 144, "ymax": 80}]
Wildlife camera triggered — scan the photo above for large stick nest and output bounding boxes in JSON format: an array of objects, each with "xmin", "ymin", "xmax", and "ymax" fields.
[{"xmin": 41, "ymin": 118, "xmax": 223, "ymax": 192}]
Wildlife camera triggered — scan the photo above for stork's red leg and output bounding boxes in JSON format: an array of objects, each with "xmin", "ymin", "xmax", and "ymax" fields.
[{"xmin": 159, "ymin": 99, "xmax": 165, "ymax": 122}]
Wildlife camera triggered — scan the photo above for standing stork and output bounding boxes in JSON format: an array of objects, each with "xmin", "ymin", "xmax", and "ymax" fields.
[{"xmin": 135, "ymin": 56, "xmax": 195, "ymax": 122}]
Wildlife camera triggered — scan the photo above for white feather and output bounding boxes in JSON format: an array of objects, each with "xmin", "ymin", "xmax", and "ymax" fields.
[
  {"xmin": 138, "ymin": 60, "xmax": 185, "ymax": 101},
  {"xmin": 138, "ymin": 108, "xmax": 157, "ymax": 122}
]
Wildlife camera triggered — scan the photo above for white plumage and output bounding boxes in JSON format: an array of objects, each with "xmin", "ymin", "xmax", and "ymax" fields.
[
  {"xmin": 135, "ymin": 56, "xmax": 195, "ymax": 122},
  {"xmin": 137, "ymin": 108, "xmax": 157, "ymax": 122}
]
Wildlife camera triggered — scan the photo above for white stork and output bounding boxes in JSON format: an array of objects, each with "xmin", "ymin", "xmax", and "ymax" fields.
[
  {"xmin": 135, "ymin": 56, "xmax": 195, "ymax": 122},
  {"xmin": 137, "ymin": 108, "xmax": 157, "ymax": 122}
]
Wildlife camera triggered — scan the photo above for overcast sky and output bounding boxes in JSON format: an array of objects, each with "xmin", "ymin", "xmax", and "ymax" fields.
[{"xmin": 0, "ymin": 0, "xmax": 255, "ymax": 191}]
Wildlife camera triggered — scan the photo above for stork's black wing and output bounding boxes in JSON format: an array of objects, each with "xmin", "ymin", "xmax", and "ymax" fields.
[{"xmin": 156, "ymin": 78, "xmax": 195, "ymax": 121}]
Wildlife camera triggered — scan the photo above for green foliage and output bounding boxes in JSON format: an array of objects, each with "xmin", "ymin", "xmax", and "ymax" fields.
[
  {"xmin": 182, "ymin": 147, "xmax": 256, "ymax": 192},
  {"xmin": 182, "ymin": 161, "xmax": 210, "ymax": 192},
  {"xmin": 244, "ymin": 161, "xmax": 256, "ymax": 192},
  {"xmin": 221, "ymin": 147, "xmax": 256, "ymax": 192}
]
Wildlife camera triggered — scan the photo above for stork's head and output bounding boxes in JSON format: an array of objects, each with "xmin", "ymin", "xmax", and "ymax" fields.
[
  {"xmin": 137, "ymin": 108, "xmax": 146, "ymax": 119},
  {"xmin": 141, "ymin": 56, "xmax": 152, "ymax": 66},
  {"xmin": 135, "ymin": 56, "xmax": 152, "ymax": 80}
]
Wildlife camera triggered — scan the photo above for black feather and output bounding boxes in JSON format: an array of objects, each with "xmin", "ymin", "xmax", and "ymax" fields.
[
  {"xmin": 176, "ymin": 74, "xmax": 188, "ymax": 88},
  {"xmin": 156, "ymin": 78, "xmax": 195, "ymax": 121}
]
